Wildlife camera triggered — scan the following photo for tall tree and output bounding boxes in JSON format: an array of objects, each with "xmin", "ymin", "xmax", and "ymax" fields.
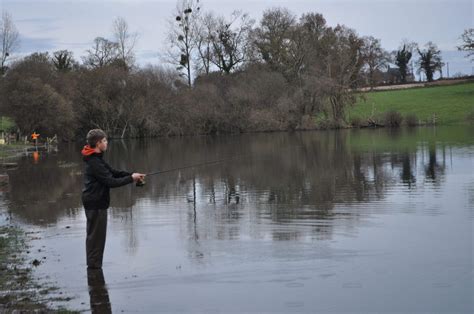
[
  {"xmin": 417, "ymin": 42, "xmax": 444, "ymax": 82},
  {"xmin": 113, "ymin": 17, "xmax": 138, "ymax": 69},
  {"xmin": 167, "ymin": 0, "xmax": 201, "ymax": 86},
  {"xmin": 194, "ymin": 12, "xmax": 216, "ymax": 75},
  {"xmin": 83, "ymin": 37, "xmax": 119, "ymax": 68},
  {"xmin": 52, "ymin": 50, "xmax": 76, "ymax": 72},
  {"xmin": 289, "ymin": 13, "xmax": 329, "ymax": 118},
  {"xmin": 1, "ymin": 53, "xmax": 75, "ymax": 138},
  {"xmin": 298, "ymin": 12, "xmax": 327, "ymax": 67},
  {"xmin": 208, "ymin": 11, "xmax": 254, "ymax": 74},
  {"xmin": 0, "ymin": 11, "xmax": 20, "ymax": 74},
  {"xmin": 252, "ymin": 8, "xmax": 297, "ymax": 75},
  {"xmin": 394, "ymin": 41, "xmax": 417, "ymax": 83},
  {"xmin": 324, "ymin": 25, "xmax": 365, "ymax": 122},
  {"xmin": 361, "ymin": 36, "xmax": 390, "ymax": 88},
  {"xmin": 457, "ymin": 28, "xmax": 474, "ymax": 62}
]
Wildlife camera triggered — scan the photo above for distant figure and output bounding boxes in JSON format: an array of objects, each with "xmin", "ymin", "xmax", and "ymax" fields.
[
  {"xmin": 31, "ymin": 131, "xmax": 40, "ymax": 146},
  {"xmin": 81, "ymin": 129, "xmax": 145, "ymax": 269}
]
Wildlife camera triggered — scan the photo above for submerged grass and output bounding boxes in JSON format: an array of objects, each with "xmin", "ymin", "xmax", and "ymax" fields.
[
  {"xmin": 0, "ymin": 143, "xmax": 38, "ymax": 159},
  {"xmin": 0, "ymin": 225, "xmax": 77, "ymax": 312}
]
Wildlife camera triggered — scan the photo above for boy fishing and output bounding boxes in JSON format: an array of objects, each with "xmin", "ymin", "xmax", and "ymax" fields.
[{"xmin": 81, "ymin": 129, "xmax": 145, "ymax": 269}]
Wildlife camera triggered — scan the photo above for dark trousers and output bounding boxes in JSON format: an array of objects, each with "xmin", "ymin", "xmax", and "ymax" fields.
[{"xmin": 85, "ymin": 209, "xmax": 108, "ymax": 268}]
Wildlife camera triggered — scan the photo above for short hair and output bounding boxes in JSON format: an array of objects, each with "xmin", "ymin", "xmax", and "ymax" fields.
[{"xmin": 86, "ymin": 129, "xmax": 107, "ymax": 148}]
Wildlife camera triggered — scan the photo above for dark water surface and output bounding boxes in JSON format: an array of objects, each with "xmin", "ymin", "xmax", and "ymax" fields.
[{"xmin": 1, "ymin": 126, "xmax": 473, "ymax": 312}]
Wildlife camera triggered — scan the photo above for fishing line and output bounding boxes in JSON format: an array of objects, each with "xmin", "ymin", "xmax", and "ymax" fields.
[{"xmin": 136, "ymin": 143, "xmax": 305, "ymax": 186}]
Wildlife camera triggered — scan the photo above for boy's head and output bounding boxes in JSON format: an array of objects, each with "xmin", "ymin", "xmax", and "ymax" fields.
[{"xmin": 86, "ymin": 129, "xmax": 108, "ymax": 152}]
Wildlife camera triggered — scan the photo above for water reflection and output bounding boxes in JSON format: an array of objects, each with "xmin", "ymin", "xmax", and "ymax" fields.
[
  {"xmin": 87, "ymin": 268, "xmax": 111, "ymax": 314},
  {"xmin": 400, "ymin": 152, "xmax": 416, "ymax": 187},
  {"xmin": 424, "ymin": 143, "xmax": 446, "ymax": 183},
  {"xmin": 4, "ymin": 149, "xmax": 83, "ymax": 224},
  {"xmin": 1, "ymin": 126, "xmax": 473, "ymax": 312},
  {"xmin": 1, "ymin": 126, "xmax": 471, "ymax": 243}
]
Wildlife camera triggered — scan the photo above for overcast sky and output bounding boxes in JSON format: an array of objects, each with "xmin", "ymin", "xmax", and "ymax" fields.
[{"xmin": 2, "ymin": 0, "xmax": 473, "ymax": 76}]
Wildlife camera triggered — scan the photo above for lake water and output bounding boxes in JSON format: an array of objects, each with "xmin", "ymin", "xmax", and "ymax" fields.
[{"xmin": 1, "ymin": 126, "xmax": 473, "ymax": 313}]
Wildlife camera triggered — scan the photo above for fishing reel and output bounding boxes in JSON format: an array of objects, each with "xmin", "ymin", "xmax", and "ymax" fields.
[{"xmin": 136, "ymin": 179, "xmax": 146, "ymax": 187}]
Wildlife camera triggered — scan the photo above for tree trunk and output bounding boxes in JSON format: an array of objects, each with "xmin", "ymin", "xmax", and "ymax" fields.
[{"xmin": 121, "ymin": 121, "xmax": 128, "ymax": 138}]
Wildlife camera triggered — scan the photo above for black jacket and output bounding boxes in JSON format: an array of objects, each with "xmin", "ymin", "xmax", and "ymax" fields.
[{"xmin": 82, "ymin": 153, "xmax": 133, "ymax": 210}]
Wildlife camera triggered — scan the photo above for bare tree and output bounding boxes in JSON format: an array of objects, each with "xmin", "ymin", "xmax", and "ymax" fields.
[
  {"xmin": 361, "ymin": 36, "xmax": 390, "ymax": 88},
  {"xmin": 166, "ymin": 0, "xmax": 201, "ymax": 86},
  {"xmin": 323, "ymin": 25, "xmax": 365, "ymax": 122},
  {"xmin": 457, "ymin": 28, "xmax": 474, "ymax": 62},
  {"xmin": 113, "ymin": 17, "xmax": 138, "ymax": 68},
  {"xmin": 252, "ymin": 8, "xmax": 297, "ymax": 73},
  {"xmin": 194, "ymin": 12, "xmax": 216, "ymax": 76},
  {"xmin": 298, "ymin": 12, "xmax": 327, "ymax": 67},
  {"xmin": 252, "ymin": 8, "xmax": 313, "ymax": 82},
  {"xmin": 286, "ymin": 13, "xmax": 329, "ymax": 119},
  {"xmin": 208, "ymin": 11, "xmax": 254, "ymax": 74},
  {"xmin": 83, "ymin": 37, "xmax": 119, "ymax": 68},
  {"xmin": 0, "ymin": 11, "xmax": 20, "ymax": 74}
]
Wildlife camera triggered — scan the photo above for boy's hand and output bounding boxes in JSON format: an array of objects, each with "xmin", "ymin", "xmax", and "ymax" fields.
[{"xmin": 132, "ymin": 173, "xmax": 146, "ymax": 182}]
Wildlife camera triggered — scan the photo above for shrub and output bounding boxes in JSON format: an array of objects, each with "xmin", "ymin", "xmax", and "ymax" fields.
[
  {"xmin": 5, "ymin": 78, "xmax": 75, "ymax": 139},
  {"xmin": 405, "ymin": 113, "xmax": 419, "ymax": 127},
  {"xmin": 383, "ymin": 110, "xmax": 403, "ymax": 128},
  {"xmin": 350, "ymin": 116, "xmax": 363, "ymax": 128},
  {"xmin": 466, "ymin": 111, "xmax": 474, "ymax": 124},
  {"xmin": 248, "ymin": 109, "xmax": 285, "ymax": 131}
]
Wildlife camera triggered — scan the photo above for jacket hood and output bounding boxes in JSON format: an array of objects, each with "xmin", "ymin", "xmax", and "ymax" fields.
[{"xmin": 81, "ymin": 145, "xmax": 100, "ymax": 157}]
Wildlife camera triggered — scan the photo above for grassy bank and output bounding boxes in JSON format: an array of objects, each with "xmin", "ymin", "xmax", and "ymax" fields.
[
  {"xmin": 349, "ymin": 81, "xmax": 474, "ymax": 125},
  {"xmin": 0, "ymin": 116, "xmax": 29, "ymax": 159},
  {"xmin": 0, "ymin": 225, "xmax": 75, "ymax": 312}
]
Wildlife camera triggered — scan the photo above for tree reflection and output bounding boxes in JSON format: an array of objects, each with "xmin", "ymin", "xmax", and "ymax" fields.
[
  {"xmin": 4, "ymin": 149, "xmax": 83, "ymax": 224},
  {"xmin": 400, "ymin": 152, "xmax": 416, "ymax": 187},
  {"xmin": 1, "ymin": 127, "xmax": 463, "ymax": 256},
  {"xmin": 424, "ymin": 143, "xmax": 445, "ymax": 183}
]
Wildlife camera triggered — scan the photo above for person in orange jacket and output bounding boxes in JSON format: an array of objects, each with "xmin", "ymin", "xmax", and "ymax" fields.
[{"xmin": 81, "ymin": 129, "xmax": 145, "ymax": 269}]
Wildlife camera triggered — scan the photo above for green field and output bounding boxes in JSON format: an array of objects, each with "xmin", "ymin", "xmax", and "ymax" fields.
[{"xmin": 349, "ymin": 82, "xmax": 474, "ymax": 125}]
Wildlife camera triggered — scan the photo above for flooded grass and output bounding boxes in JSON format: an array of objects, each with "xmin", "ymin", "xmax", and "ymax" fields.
[
  {"xmin": 0, "ymin": 225, "xmax": 77, "ymax": 312},
  {"xmin": 1, "ymin": 125, "xmax": 473, "ymax": 312},
  {"xmin": 0, "ymin": 143, "xmax": 34, "ymax": 159}
]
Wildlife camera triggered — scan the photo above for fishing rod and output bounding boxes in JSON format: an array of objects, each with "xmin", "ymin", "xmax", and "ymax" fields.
[
  {"xmin": 135, "ymin": 153, "xmax": 254, "ymax": 187},
  {"xmin": 135, "ymin": 143, "xmax": 306, "ymax": 187}
]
